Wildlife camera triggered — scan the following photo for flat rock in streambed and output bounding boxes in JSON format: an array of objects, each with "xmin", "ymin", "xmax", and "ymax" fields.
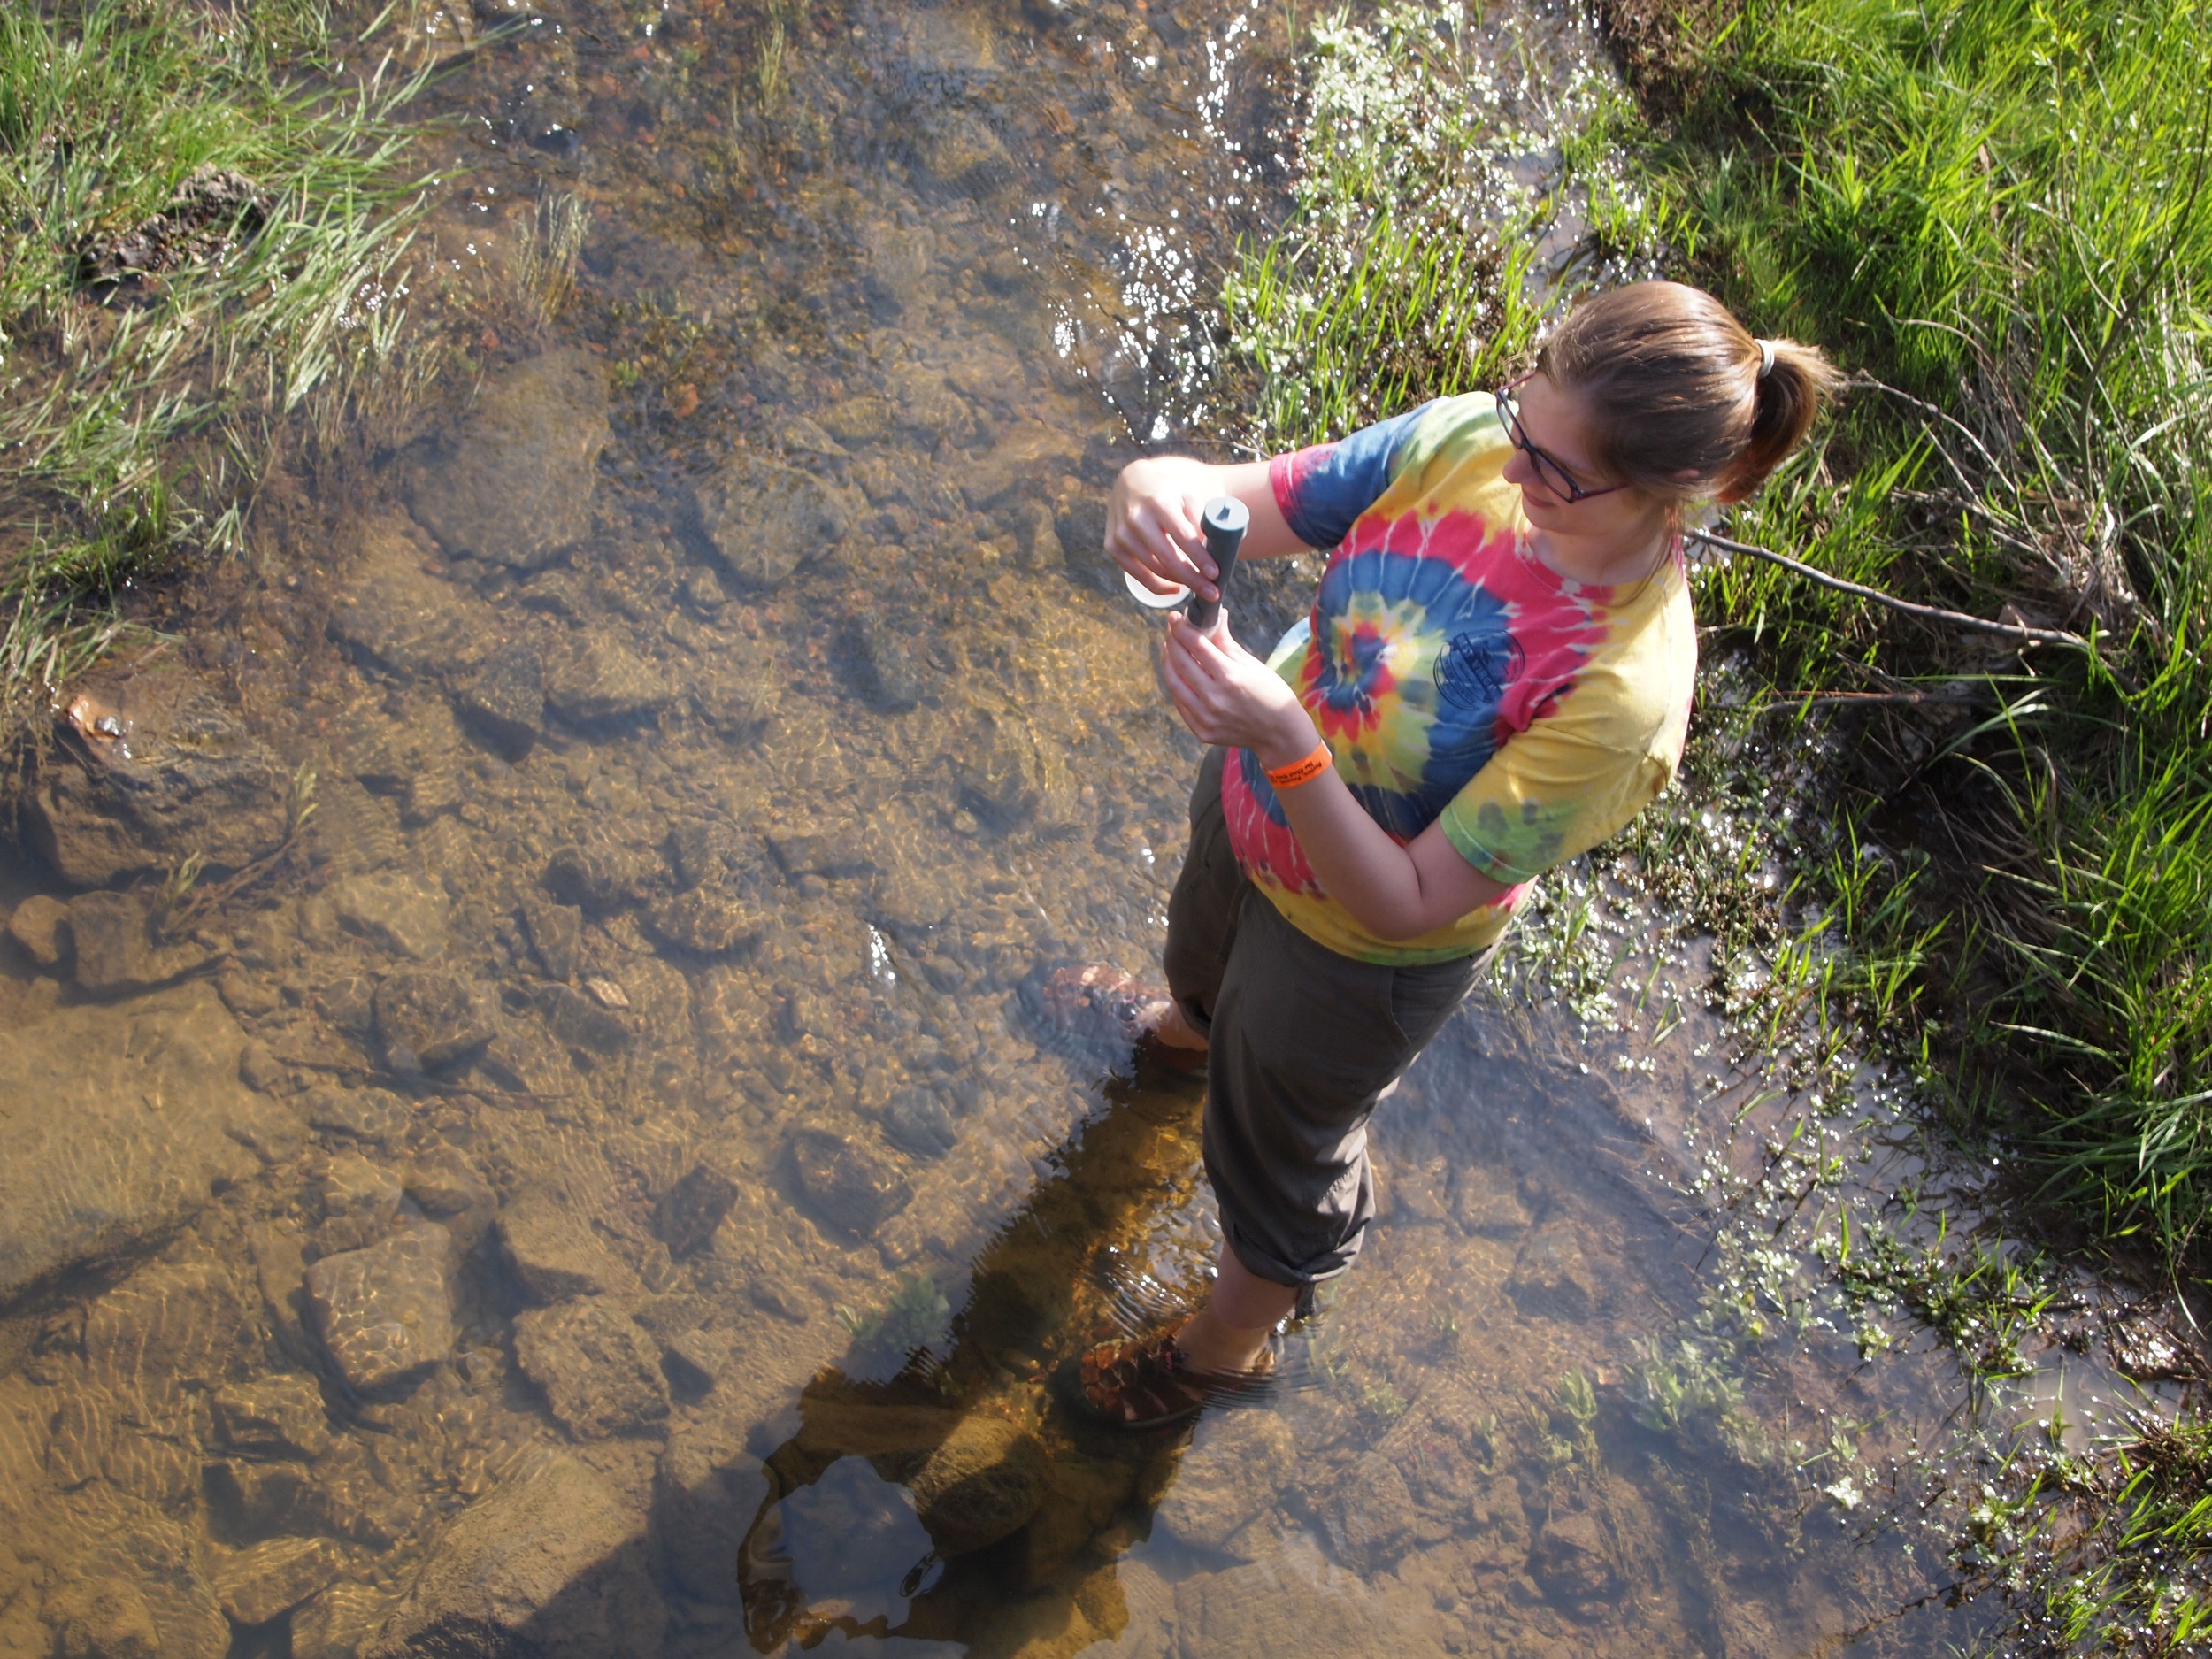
[
  {"xmin": 951, "ymin": 704, "xmax": 1077, "ymax": 831},
  {"xmin": 41, "ymin": 1506, "xmax": 231, "ymax": 1658},
  {"xmin": 334, "ymin": 872, "xmax": 450, "ymax": 961},
  {"xmin": 407, "ymin": 349, "xmax": 611, "ymax": 571},
  {"xmin": 305, "ymin": 1223, "xmax": 455, "ymax": 1391},
  {"xmin": 212, "ymin": 1536, "xmax": 344, "ymax": 1628},
  {"xmin": 373, "ymin": 970, "xmax": 495, "ymax": 1073},
  {"xmin": 513, "ymin": 1299, "xmax": 671, "ymax": 1440},
  {"xmin": 6, "ymin": 894, "xmax": 69, "ymax": 967},
  {"xmin": 367, "ymin": 1450, "xmax": 666, "ymax": 1659},
  {"xmin": 652, "ymin": 1166, "xmax": 739, "ymax": 1259},
  {"xmin": 63, "ymin": 888, "xmax": 221, "ymax": 995},
  {"xmin": 452, "ymin": 637, "xmax": 545, "ymax": 752},
  {"xmin": 788, "ymin": 1128, "xmax": 910, "ymax": 1240},
  {"xmin": 687, "ymin": 451, "xmax": 852, "ymax": 590},
  {"xmin": 0, "ymin": 980, "xmax": 291, "ymax": 1306},
  {"xmin": 1153, "ymin": 1409, "xmax": 1298, "ymax": 1560},
  {"xmin": 327, "ymin": 515, "xmax": 498, "ymax": 682},
  {"xmin": 542, "ymin": 632, "xmax": 671, "ymax": 725},
  {"xmin": 655, "ymin": 1429, "xmax": 770, "ymax": 1605},
  {"xmin": 495, "ymin": 1194, "xmax": 629, "ymax": 1305},
  {"xmin": 27, "ymin": 662, "xmax": 289, "ymax": 888}
]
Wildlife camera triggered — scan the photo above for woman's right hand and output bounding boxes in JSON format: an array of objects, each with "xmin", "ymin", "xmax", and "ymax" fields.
[{"xmin": 1107, "ymin": 457, "xmax": 1225, "ymax": 602}]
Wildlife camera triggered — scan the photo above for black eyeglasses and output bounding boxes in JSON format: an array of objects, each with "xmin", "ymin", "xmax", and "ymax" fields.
[{"xmin": 1494, "ymin": 378, "xmax": 1629, "ymax": 503}]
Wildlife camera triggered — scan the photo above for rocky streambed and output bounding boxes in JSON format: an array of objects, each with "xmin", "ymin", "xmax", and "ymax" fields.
[{"xmin": 0, "ymin": 0, "xmax": 2157, "ymax": 1655}]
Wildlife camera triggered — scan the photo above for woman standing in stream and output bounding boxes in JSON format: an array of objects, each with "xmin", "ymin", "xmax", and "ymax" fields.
[{"xmin": 1070, "ymin": 280, "xmax": 1840, "ymax": 1427}]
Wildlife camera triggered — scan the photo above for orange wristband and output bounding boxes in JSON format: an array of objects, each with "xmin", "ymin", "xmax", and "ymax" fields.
[{"xmin": 1264, "ymin": 741, "xmax": 1333, "ymax": 790}]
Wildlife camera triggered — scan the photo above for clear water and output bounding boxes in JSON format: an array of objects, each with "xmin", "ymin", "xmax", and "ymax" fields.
[{"xmin": 0, "ymin": 1, "xmax": 2103, "ymax": 1655}]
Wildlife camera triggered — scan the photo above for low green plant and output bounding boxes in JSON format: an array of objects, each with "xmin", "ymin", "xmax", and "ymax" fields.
[
  {"xmin": 1215, "ymin": 2, "xmax": 1641, "ymax": 455},
  {"xmin": 836, "ymin": 1272, "xmax": 953, "ymax": 1366},
  {"xmin": 1826, "ymin": 1221, "xmax": 2055, "ymax": 1383}
]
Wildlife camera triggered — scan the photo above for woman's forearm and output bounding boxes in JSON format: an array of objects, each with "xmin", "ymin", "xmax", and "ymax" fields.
[
  {"xmin": 1265, "ymin": 764, "xmax": 1505, "ymax": 941},
  {"xmin": 1159, "ymin": 618, "xmax": 1510, "ymax": 942}
]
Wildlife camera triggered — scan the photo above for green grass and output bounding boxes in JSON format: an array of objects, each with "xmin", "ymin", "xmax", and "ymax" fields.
[
  {"xmin": 0, "ymin": 0, "xmax": 429, "ymax": 734},
  {"xmin": 1618, "ymin": 0, "xmax": 2212, "ymax": 1279}
]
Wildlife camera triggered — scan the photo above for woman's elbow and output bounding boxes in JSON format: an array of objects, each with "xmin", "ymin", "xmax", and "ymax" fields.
[{"xmin": 1350, "ymin": 904, "xmax": 1433, "ymax": 945}]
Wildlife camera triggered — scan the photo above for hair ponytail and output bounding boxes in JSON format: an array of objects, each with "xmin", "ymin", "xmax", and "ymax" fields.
[
  {"xmin": 1535, "ymin": 282, "xmax": 1843, "ymax": 506},
  {"xmin": 1715, "ymin": 339, "xmax": 1836, "ymax": 503}
]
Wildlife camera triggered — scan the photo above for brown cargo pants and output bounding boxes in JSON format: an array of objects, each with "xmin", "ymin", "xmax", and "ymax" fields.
[{"xmin": 1161, "ymin": 748, "xmax": 1491, "ymax": 1289}]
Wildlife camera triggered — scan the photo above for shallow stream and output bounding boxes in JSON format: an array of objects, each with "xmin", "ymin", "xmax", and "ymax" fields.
[{"xmin": 0, "ymin": 2, "xmax": 2178, "ymax": 1655}]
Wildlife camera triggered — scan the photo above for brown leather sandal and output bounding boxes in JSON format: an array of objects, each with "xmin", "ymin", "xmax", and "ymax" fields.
[{"xmin": 1071, "ymin": 1322, "xmax": 1277, "ymax": 1430}]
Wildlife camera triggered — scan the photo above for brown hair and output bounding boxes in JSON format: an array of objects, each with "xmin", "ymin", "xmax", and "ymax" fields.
[{"xmin": 1534, "ymin": 280, "xmax": 1844, "ymax": 504}]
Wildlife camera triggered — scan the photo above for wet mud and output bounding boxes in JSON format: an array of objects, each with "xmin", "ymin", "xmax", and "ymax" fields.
[{"xmin": 0, "ymin": 0, "xmax": 2078, "ymax": 1655}]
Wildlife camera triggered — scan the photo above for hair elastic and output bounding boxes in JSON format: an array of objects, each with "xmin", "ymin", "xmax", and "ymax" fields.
[{"xmin": 1755, "ymin": 338, "xmax": 1778, "ymax": 380}]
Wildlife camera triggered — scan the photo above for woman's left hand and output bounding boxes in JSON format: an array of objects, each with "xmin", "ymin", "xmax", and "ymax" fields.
[{"xmin": 1159, "ymin": 610, "xmax": 1318, "ymax": 768}]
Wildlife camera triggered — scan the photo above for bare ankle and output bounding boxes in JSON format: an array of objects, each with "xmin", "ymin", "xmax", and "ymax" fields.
[{"xmin": 1177, "ymin": 1310, "xmax": 1271, "ymax": 1375}]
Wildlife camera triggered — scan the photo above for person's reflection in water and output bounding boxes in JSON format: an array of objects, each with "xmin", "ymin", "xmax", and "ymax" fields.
[{"xmin": 736, "ymin": 1061, "xmax": 1216, "ymax": 1655}]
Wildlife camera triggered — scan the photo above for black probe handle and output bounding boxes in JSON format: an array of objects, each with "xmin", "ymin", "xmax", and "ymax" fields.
[{"xmin": 1186, "ymin": 496, "xmax": 1249, "ymax": 631}]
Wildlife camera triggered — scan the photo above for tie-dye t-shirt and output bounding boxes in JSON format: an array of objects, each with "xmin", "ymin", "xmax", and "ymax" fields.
[{"xmin": 1223, "ymin": 392, "xmax": 1698, "ymax": 965}]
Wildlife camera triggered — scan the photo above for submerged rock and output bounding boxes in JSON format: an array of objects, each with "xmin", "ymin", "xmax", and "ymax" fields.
[
  {"xmin": 517, "ymin": 892, "xmax": 584, "ymax": 981},
  {"xmin": 407, "ymin": 349, "xmax": 611, "ymax": 571},
  {"xmin": 373, "ymin": 970, "xmax": 495, "ymax": 1072},
  {"xmin": 63, "ymin": 888, "xmax": 219, "ymax": 995},
  {"xmin": 910, "ymin": 105, "xmax": 1012, "ymax": 187},
  {"xmin": 28, "ymin": 662, "xmax": 289, "ymax": 887},
  {"xmin": 849, "ymin": 613, "xmax": 923, "ymax": 711},
  {"xmin": 641, "ymin": 888, "xmax": 763, "ymax": 956},
  {"xmin": 453, "ymin": 638, "xmax": 545, "ymax": 752},
  {"xmin": 1530, "ymin": 1508, "xmax": 1620, "ymax": 1602},
  {"xmin": 495, "ymin": 1194, "xmax": 622, "ymax": 1303},
  {"xmin": 1154, "ymin": 1409, "xmax": 1297, "ymax": 1558},
  {"xmin": 0, "ymin": 981, "xmax": 277, "ymax": 1305},
  {"xmin": 295, "ymin": 1582, "xmax": 401, "ymax": 1659},
  {"xmin": 543, "ymin": 840, "xmax": 659, "ymax": 914},
  {"xmin": 653, "ymin": 1165, "xmax": 739, "ymax": 1259},
  {"xmin": 881, "ymin": 1087, "xmax": 957, "ymax": 1161},
  {"xmin": 688, "ymin": 451, "xmax": 850, "ymax": 589},
  {"xmin": 952, "ymin": 705, "xmax": 1078, "ymax": 830},
  {"xmin": 211, "ymin": 1374, "xmax": 333, "ymax": 1461},
  {"xmin": 1507, "ymin": 1218, "xmax": 1599, "ymax": 1320},
  {"xmin": 328, "ymin": 517, "xmax": 495, "ymax": 682},
  {"xmin": 304, "ymin": 1224, "xmax": 455, "ymax": 1391},
  {"xmin": 6, "ymin": 893, "xmax": 68, "ymax": 967},
  {"xmin": 42, "ymin": 1509, "xmax": 231, "ymax": 1658},
  {"xmin": 534, "ymin": 981, "xmax": 633, "ymax": 1056},
  {"xmin": 367, "ymin": 1451, "xmax": 666, "ymax": 1659},
  {"xmin": 334, "ymin": 872, "xmax": 450, "ymax": 961},
  {"xmin": 1454, "ymin": 1162, "xmax": 1532, "ymax": 1238},
  {"xmin": 542, "ymin": 632, "xmax": 671, "ymax": 725},
  {"xmin": 896, "ymin": 1414, "xmax": 1049, "ymax": 1555},
  {"xmin": 861, "ymin": 221, "xmax": 934, "ymax": 310},
  {"xmin": 654, "ymin": 1431, "xmax": 770, "ymax": 1605},
  {"xmin": 212, "ymin": 1536, "xmax": 344, "ymax": 1628},
  {"xmin": 1008, "ymin": 497, "xmax": 1064, "ymax": 571},
  {"xmin": 513, "ymin": 1299, "xmax": 671, "ymax": 1440},
  {"xmin": 789, "ymin": 1128, "xmax": 911, "ymax": 1239},
  {"xmin": 304, "ymin": 1085, "xmax": 412, "ymax": 1146}
]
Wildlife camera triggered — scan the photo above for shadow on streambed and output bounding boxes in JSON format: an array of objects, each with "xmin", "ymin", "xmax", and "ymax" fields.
[{"xmin": 735, "ymin": 1061, "xmax": 1232, "ymax": 1655}]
